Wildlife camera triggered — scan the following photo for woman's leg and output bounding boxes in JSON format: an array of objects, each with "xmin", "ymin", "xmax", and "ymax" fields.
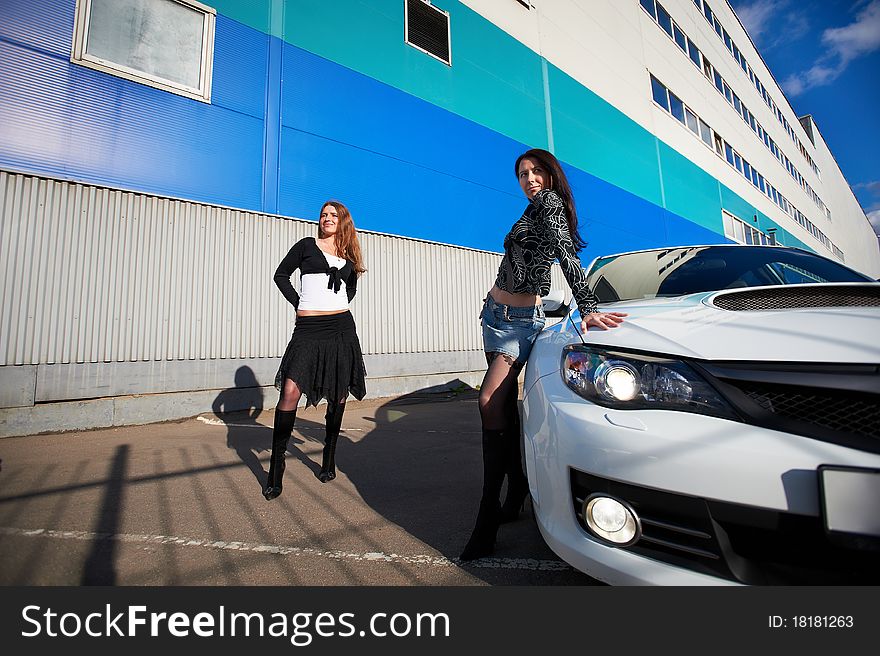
[
  {"xmin": 499, "ymin": 382, "xmax": 529, "ymax": 522},
  {"xmin": 460, "ymin": 352, "xmax": 522, "ymax": 560},
  {"xmin": 318, "ymin": 398, "xmax": 346, "ymax": 483},
  {"xmin": 277, "ymin": 378, "xmax": 302, "ymax": 412},
  {"xmin": 479, "ymin": 352, "xmax": 521, "ymax": 430},
  {"xmin": 263, "ymin": 378, "xmax": 302, "ymax": 500}
]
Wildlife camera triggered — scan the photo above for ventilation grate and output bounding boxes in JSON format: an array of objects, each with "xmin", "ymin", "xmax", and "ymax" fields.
[
  {"xmin": 712, "ymin": 285, "xmax": 880, "ymax": 311},
  {"xmin": 737, "ymin": 384, "xmax": 880, "ymax": 440},
  {"xmin": 406, "ymin": 0, "xmax": 451, "ymax": 65}
]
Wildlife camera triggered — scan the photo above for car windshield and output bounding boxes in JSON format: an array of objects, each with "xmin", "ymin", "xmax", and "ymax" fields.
[{"xmin": 585, "ymin": 246, "xmax": 873, "ymax": 302}]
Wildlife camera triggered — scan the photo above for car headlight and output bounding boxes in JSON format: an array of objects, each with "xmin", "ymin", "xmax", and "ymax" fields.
[{"xmin": 561, "ymin": 346, "xmax": 739, "ymax": 420}]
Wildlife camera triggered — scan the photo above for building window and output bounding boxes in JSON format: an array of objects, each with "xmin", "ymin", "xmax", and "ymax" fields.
[
  {"xmin": 723, "ymin": 211, "xmax": 774, "ymax": 247},
  {"xmin": 651, "ymin": 75, "xmax": 669, "ymax": 110},
  {"xmin": 656, "ymin": 3, "xmax": 673, "ymax": 36},
  {"xmin": 702, "ymin": 56, "xmax": 712, "ymax": 78},
  {"xmin": 699, "ymin": 119, "xmax": 712, "ymax": 147},
  {"xmin": 668, "ymin": 91, "xmax": 685, "ymax": 123},
  {"xmin": 673, "ymin": 23, "xmax": 687, "ymax": 51},
  {"xmin": 687, "ymin": 38, "xmax": 701, "ymax": 67},
  {"xmin": 71, "ymin": 0, "xmax": 216, "ymax": 102},
  {"xmin": 405, "ymin": 0, "xmax": 451, "ymax": 65},
  {"xmin": 685, "ymin": 107, "xmax": 699, "ymax": 134}
]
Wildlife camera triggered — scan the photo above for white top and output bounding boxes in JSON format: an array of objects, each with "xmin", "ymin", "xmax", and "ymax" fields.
[{"xmin": 297, "ymin": 250, "xmax": 349, "ymax": 311}]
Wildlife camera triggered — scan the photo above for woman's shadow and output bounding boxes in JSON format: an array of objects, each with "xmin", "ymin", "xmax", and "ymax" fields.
[
  {"xmin": 332, "ymin": 383, "xmax": 559, "ymax": 559},
  {"xmin": 211, "ymin": 366, "xmax": 322, "ymax": 487}
]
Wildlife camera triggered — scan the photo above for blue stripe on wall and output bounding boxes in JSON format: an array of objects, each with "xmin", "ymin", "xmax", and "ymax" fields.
[
  {"xmin": 0, "ymin": 10, "xmax": 268, "ymax": 209},
  {"xmin": 261, "ymin": 36, "xmax": 283, "ymax": 214}
]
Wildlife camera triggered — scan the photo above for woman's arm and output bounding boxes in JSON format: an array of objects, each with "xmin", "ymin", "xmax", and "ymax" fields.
[
  {"xmin": 533, "ymin": 190, "xmax": 599, "ymax": 316},
  {"xmin": 346, "ymin": 266, "xmax": 358, "ymax": 303},
  {"xmin": 273, "ymin": 240, "xmax": 306, "ymax": 309}
]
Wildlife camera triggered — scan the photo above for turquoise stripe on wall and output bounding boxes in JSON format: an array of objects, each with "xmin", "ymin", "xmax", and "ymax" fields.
[
  {"xmin": 177, "ymin": 2, "xmax": 814, "ymax": 254},
  {"xmin": 549, "ymin": 63, "xmax": 664, "ymax": 206},
  {"xmin": 658, "ymin": 142, "xmax": 722, "ymax": 232},
  {"xmin": 212, "ymin": 0, "xmax": 549, "ymax": 149}
]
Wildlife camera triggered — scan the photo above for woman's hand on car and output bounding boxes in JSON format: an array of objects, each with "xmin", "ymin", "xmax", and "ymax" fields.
[{"xmin": 581, "ymin": 311, "xmax": 628, "ymax": 332}]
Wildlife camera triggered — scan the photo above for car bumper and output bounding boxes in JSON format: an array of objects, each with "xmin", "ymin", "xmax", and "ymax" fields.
[{"xmin": 522, "ymin": 370, "xmax": 880, "ymax": 585}]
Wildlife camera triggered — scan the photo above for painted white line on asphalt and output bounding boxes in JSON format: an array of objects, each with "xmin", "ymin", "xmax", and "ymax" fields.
[
  {"xmin": 195, "ymin": 416, "xmax": 365, "ymax": 431},
  {"xmin": 193, "ymin": 416, "xmax": 473, "ymax": 434},
  {"xmin": 0, "ymin": 526, "xmax": 570, "ymax": 571},
  {"xmin": 196, "ymin": 416, "xmax": 267, "ymax": 428}
]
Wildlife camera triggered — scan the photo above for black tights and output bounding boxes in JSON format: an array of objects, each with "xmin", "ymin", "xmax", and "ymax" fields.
[
  {"xmin": 278, "ymin": 378, "xmax": 347, "ymax": 431},
  {"xmin": 478, "ymin": 352, "xmax": 522, "ymax": 432}
]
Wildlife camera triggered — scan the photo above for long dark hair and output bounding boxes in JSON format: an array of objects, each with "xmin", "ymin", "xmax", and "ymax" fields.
[{"xmin": 514, "ymin": 148, "xmax": 586, "ymax": 252}]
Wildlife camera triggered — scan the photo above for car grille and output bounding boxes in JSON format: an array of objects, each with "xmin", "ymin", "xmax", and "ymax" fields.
[
  {"xmin": 570, "ymin": 470, "xmax": 880, "ymax": 584},
  {"xmin": 712, "ymin": 285, "xmax": 880, "ymax": 311},
  {"xmin": 736, "ymin": 383, "xmax": 880, "ymax": 439},
  {"xmin": 694, "ymin": 361, "xmax": 880, "ymax": 454}
]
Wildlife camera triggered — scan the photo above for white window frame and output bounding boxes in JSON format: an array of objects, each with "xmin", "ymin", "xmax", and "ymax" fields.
[
  {"xmin": 70, "ymin": 0, "xmax": 216, "ymax": 103},
  {"xmin": 404, "ymin": 0, "xmax": 452, "ymax": 66},
  {"xmin": 723, "ymin": 210, "xmax": 776, "ymax": 247}
]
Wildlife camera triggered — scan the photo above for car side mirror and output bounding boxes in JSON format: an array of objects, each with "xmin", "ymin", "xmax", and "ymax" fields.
[{"xmin": 541, "ymin": 289, "xmax": 571, "ymax": 317}]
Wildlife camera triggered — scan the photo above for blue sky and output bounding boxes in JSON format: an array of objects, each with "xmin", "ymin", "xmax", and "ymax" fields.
[{"xmin": 729, "ymin": 0, "xmax": 880, "ymax": 237}]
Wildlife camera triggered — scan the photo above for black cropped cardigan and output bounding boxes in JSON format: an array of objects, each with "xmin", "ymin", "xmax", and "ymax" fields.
[{"xmin": 274, "ymin": 237, "xmax": 358, "ymax": 309}]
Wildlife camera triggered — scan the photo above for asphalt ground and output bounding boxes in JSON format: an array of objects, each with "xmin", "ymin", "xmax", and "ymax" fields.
[{"xmin": 0, "ymin": 387, "xmax": 601, "ymax": 586}]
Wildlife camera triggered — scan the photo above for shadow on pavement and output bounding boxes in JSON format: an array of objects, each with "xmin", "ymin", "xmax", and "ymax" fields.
[
  {"xmin": 326, "ymin": 379, "xmax": 596, "ymax": 585},
  {"xmin": 211, "ymin": 366, "xmax": 334, "ymax": 494}
]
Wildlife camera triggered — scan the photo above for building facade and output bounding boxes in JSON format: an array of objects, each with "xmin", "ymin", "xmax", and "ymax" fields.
[{"xmin": 1, "ymin": 0, "xmax": 877, "ymax": 436}]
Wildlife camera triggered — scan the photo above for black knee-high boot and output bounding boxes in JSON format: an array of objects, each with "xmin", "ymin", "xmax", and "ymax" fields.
[
  {"xmin": 318, "ymin": 401, "xmax": 345, "ymax": 483},
  {"xmin": 263, "ymin": 409, "xmax": 297, "ymax": 500},
  {"xmin": 500, "ymin": 397, "xmax": 529, "ymax": 523},
  {"xmin": 460, "ymin": 429, "xmax": 506, "ymax": 561}
]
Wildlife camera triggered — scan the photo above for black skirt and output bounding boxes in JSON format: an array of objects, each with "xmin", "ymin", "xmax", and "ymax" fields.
[{"xmin": 274, "ymin": 311, "xmax": 367, "ymax": 407}]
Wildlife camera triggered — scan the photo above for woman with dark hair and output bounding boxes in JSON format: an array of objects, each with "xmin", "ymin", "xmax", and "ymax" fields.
[
  {"xmin": 460, "ymin": 148, "xmax": 627, "ymax": 560},
  {"xmin": 263, "ymin": 201, "xmax": 368, "ymax": 500}
]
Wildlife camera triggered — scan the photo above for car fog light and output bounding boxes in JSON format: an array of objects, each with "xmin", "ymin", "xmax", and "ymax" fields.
[{"xmin": 583, "ymin": 495, "xmax": 641, "ymax": 546}]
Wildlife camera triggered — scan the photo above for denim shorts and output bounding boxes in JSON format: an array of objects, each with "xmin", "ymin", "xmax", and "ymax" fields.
[{"xmin": 481, "ymin": 294, "xmax": 546, "ymax": 366}]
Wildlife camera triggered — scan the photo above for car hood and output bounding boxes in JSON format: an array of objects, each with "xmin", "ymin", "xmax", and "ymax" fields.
[{"xmin": 560, "ymin": 284, "xmax": 880, "ymax": 363}]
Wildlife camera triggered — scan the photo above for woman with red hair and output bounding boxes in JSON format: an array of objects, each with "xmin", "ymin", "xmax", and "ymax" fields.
[{"xmin": 264, "ymin": 201, "xmax": 368, "ymax": 500}]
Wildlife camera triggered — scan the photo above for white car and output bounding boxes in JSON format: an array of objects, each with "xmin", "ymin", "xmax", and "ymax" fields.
[{"xmin": 522, "ymin": 245, "xmax": 880, "ymax": 585}]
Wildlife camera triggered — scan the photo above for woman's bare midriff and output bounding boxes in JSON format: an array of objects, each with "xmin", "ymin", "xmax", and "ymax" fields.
[
  {"xmin": 489, "ymin": 284, "xmax": 541, "ymax": 308},
  {"xmin": 296, "ymin": 309, "xmax": 349, "ymax": 317}
]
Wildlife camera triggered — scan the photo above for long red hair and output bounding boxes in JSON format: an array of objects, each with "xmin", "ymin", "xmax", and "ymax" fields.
[{"xmin": 318, "ymin": 201, "xmax": 366, "ymax": 275}]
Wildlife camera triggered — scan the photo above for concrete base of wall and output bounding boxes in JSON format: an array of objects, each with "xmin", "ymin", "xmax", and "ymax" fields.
[{"xmin": 0, "ymin": 354, "xmax": 486, "ymax": 438}]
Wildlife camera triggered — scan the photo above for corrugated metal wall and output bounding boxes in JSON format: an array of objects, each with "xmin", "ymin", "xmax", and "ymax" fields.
[{"xmin": 0, "ymin": 170, "xmax": 567, "ymax": 367}]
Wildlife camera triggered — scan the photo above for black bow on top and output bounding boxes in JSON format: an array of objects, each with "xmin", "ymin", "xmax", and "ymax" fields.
[{"xmin": 327, "ymin": 267, "xmax": 343, "ymax": 293}]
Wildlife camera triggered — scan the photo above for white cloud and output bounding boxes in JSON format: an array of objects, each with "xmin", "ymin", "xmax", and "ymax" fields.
[
  {"xmin": 736, "ymin": 0, "xmax": 784, "ymax": 44},
  {"xmin": 854, "ymin": 180, "xmax": 880, "ymax": 194},
  {"xmin": 734, "ymin": 0, "xmax": 809, "ymax": 50},
  {"xmin": 823, "ymin": 0, "xmax": 880, "ymax": 62},
  {"xmin": 867, "ymin": 209, "xmax": 880, "ymax": 236},
  {"xmin": 784, "ymin": 0, "xmax": 880, "ymax": 96}
]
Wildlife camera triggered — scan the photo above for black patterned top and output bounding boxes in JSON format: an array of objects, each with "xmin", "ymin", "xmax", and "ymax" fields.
[{"xmin": 494, "ymin": 189, "xmax": 599, "ymax": 316}]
